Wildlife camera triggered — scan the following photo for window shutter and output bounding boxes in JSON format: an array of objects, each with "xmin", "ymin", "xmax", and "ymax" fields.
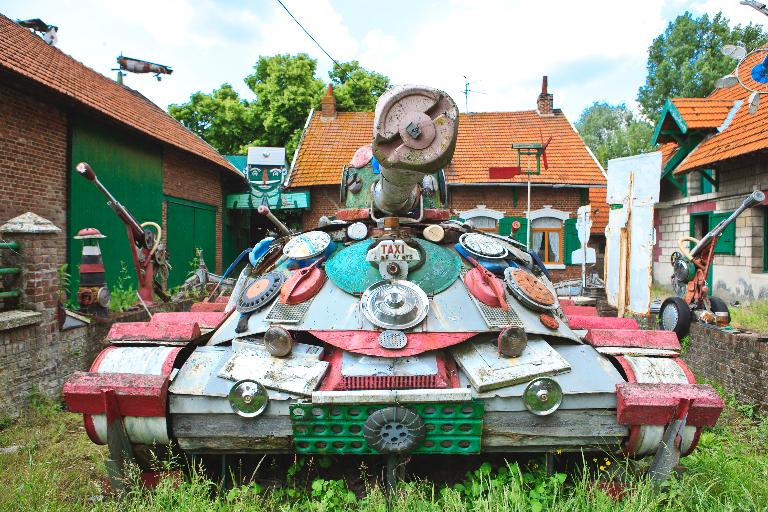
[
  {"xmin": 563, "ymin": 218, "xmax": 579, "ymax": 265},
  {"xmin": 710, "ymin": 211, "xmax": 735, "ymax": 255},
  {"xmin": 498, "ymin": 216, "xmax": 528, "ymax": 244}
]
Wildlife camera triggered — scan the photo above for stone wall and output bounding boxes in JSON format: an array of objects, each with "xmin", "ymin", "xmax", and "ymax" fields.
[
  {"xmin": 654, "ymin": 156, "xmax": 768, "ymax": 302},
  {"xmin": 683, "ymin": 322, "xmax": 768, "ymax": 414}
]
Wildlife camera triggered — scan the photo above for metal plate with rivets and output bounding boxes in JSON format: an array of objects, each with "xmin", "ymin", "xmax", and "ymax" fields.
[
  {"xmin": 378, "ymin": 330, "xmax": 408, "ymax": 350},
  {"xmin": 236, "ymin": 271, "xmax": 285, "ymax": 313}
]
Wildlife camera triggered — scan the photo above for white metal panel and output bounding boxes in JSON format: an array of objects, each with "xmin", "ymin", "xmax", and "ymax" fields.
[{"xmin": 605, "ymin": 151, "xmax": 662, "ymax": 315}]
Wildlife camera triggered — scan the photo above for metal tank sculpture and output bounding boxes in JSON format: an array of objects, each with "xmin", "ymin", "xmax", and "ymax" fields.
[{"xmin": 63, "ymin": 85, "xmax": 724, "ymax": 489}]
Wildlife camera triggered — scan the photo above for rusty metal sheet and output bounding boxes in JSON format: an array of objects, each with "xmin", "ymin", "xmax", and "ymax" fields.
[{"xmin": 168, "ymin": 347, "xmax": 228, "ymax": 396}]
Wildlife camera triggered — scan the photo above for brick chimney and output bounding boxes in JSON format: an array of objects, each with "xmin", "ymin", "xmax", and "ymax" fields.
[
  {"xmin": 536, "ymin": 76, "xmax": 554, "ymax": 116},
  {"xmin": 321, "ymin": 84, "xmax": 336, "ymax": 120}
]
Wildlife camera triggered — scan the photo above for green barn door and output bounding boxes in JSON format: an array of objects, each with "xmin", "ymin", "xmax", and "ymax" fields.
[
  {"xmin": 165, "ymin": 196, "xmax": 217, "ymax": 288},
  {"xmin": 68, "ymin": 118, "xmax": 162, "ymax": 302}
]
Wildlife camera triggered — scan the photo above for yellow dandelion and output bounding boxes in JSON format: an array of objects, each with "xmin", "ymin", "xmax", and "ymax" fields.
[
  {"xmin": 605, "ymin": 460, "xmax": 611, "ymax": 466},
  {"xmin": 533, "ymin": 463, "xmax": 539, "ymax": 469},
  {"xmin": 556, "ymin": 449, "xmax": 562, "ymax": 455},
  {"xmin": 593, "ymin": 458, "xmax": 598, "ymax": 462},
  {"xmin": 599, "ymin": 466, "xmax": 606, "ymax": 471}
]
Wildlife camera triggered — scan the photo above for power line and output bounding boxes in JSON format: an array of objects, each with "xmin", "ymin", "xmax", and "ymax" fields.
[{"xmin": 275, "ymin": 0, "xmax": 341, "ymax": 70}]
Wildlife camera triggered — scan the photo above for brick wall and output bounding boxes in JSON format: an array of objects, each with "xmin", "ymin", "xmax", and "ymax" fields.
[
  {"xmin": 683, "ymin": 322, "xmax": 768, "ymax": 414},
  {"xmin": 162, "ymin": 148, "xmax": 223, "ymax": 273},
  {"xmin": 450, "ymin": 185, "xmax": 581, "ymax": 216},
  {"xmin": 303, "ymin": 185, "xmax": 340, "ymax": 229},
  {"xmin": 0, "ymin": 82, "xmax": 68, "ymax": 249}
]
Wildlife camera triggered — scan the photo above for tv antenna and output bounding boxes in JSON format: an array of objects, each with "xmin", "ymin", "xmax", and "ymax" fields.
[{"xmin": 461, "ymin": 75, "xmax": 486, "ymax": 113}]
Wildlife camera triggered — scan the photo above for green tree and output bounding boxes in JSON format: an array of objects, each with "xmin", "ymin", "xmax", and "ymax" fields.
[
  {"xmin": 245, "ymin": 53, "xmax": 325, "ymax": 156},
  {"xmin": 637, "ymin": 11, "xmax": 767, "ymax": 120},
  {"xmin": 168, "ymin": 84, "xmax": 260, "ymax": 154},
  {"xmin": 329, "ymin": 60, "xmax": 390, "ymax": 112},
  {"xmin": 575, "ymin": 102, "xmax": 655, "ymax": 167}
]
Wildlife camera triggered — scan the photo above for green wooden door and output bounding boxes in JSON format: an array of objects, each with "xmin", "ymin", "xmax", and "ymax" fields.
[
  {"xmin": 68, "ymin": 118, "xmax": 162, "ymax": 301},
  {"xmin": 165, "ymin": 196, "xmax": 217, "ymax": 288}
]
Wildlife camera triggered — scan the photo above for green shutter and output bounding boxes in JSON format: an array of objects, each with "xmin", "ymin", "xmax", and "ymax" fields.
[
  {"xmin": 563, "ymin": 218, "xmax": 579, "ymax": 265},
  {"xmin": 166, "ymin": 196, "xmax": 217, "ymax": 287},
  {"xmin": 498, "ymin": 216, "xmax": 528, "ymax": 245},
  {"xmin": 710, "ymin": 211, "xmax": 735, "ymax": 255}
]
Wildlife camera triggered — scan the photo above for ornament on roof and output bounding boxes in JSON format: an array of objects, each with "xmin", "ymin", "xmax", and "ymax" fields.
[
  {"xmin": 17, "ymin": 18, "xmax": 58, "ymax": 45},
  {"xmin": 115, "ymin": 54, "xmax": 173, "ymax": 82},
  {"xmin": 715, "ymin": 44, "xmax": 768, "ymax": 114}
]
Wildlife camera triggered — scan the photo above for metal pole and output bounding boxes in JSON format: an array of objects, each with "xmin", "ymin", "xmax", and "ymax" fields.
[{"xmin": 526, "ymin": 176, "xmax": 531, "ymax": 250}]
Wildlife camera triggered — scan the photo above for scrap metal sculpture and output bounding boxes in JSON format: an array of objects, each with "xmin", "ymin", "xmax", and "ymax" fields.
[
  {"xmin": 660, "ymin": 191, "xmax": 765, "ymax": 338},
  {"xmin": 64, "ymin": 86, "xmax": 723, "ymax": 491},
  {"xmin": 75, "ymin": 163, "xmax": 170, "ymax": 306}
]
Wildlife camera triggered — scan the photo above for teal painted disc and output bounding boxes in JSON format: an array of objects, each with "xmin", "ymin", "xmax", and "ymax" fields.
[{"xmin": 326, "ymin": 238, "xmax": 461, "ymax": 295}]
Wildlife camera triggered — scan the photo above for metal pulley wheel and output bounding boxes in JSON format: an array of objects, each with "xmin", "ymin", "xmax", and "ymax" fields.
[
  {"xmin": 372, "ymin": 85, "xmax": 459, "ymax": 173},
  {"xmin": 459, "ymin": 232, "xmax": 509, "ymax": 259},
  {"xmin": 363, "ymin": 407, "xmax": 425, "ymax": 453},
  {"xmin": 504, "ymin": 268, "xmax": 557, "ymax": 312},
  {"xmin": 236, "ymin": 271, "xmax": 285, "ymax": 313}
]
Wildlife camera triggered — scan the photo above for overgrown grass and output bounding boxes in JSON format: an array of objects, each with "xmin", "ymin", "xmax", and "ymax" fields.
[
  {"xmin": 1, "ymin": 393, "xmax": 766, "ymax": 511},
  {"xmin": 730, "ymin": 299, "xmax": 768, "ymax": 334}
]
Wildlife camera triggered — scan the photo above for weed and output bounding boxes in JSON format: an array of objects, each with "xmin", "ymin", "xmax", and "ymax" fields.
[
  {"xmin": 729, "ymin": 299, "xmax": 768, "ymax": 334},
  {"xmin": 109, "ymin": 261, "xmax": 136, "ymax": 312}
]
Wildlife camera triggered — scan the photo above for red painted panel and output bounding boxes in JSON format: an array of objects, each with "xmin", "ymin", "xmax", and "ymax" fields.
[
  {"xmin": 615, "ymin": 382, "xmax": 723, "ymax": 427},
  {"xmin": 107, "ymin": 322, "xmax": 201, "ymax": 342},
  {"xmin": 688, "ymin": 200, "xmax": 716, "ymax": 214},
  {"xmin": 336, "ymin": 208, "xmax": 370, "ymax": 221},
  {"xmin": 488, "ymin": 166, "xmax": 522, "ymax": 179},
  {"xmin": 150, "ymin": 311, "xmax": 228, "ymax": 329},
  {"xmin": 63, "ymin": 372, "xmax": 168, "ymax": 416},
  {"xmin": 422, "ymin": 209, "xmax": 451, "ymax": 221},
  {"xmin": 558, "ymin": 298, "xmax": 575, "ymax": 307},
  {"xmin": 214, "ymin": 295, "xmax": 230, "ymax": 303},
  {"xmin": 585, "ymin": 329, "xmax": 681, "ymax": 351},
  {"xmin": 562, "ymin": 305, "xmax": 598, "ymax": 317},
  {"xmin": 79, "ymin": 263, "xmax": 105, "ymax": 273},
  {"xmin": 190, "ymin": 302, "xmax": 227, "ymax": 312},
  {"xmin": 310, "ymin": 330, "xmax": 480, "ymax": 357},
  {"xmin": 567, "ymin": 315, "xmax": 639, "ymax": 330}
]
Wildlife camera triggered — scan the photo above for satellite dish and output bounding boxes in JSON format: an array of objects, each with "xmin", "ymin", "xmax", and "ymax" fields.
[
  {"xmin": 751, "ymin": 54, "xmax": 768, "ymax": 84},
  {"xmin": 722, "ymin": 44, "xmax": 747, "ymax": 61},
  {"xmin": 715, "ymin": 74, "xmax": 739, "ymax": 89}
]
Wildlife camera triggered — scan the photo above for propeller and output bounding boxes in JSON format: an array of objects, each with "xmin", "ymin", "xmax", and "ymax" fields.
[{"xmin": 539, "ymin": 129, "xmax": 553, "ymax": 170}]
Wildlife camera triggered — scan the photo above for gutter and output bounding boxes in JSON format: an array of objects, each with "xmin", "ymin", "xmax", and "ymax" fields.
[
  {"xmin": 447, "ymin": 182, "xmax": 604, "ymax": 189},
  {"xmin": 285, "ymin": 108, "xmax": 314, "ymax": 188}
]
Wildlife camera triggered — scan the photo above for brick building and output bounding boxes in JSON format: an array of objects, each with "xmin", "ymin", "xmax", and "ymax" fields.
[
  {"xmin": 651, "ymin": 50, "xmax": 768, "ymax": 302},
  {"xmin": 0, "ymin": 15, "xmax": 247, "ymax": 296},
  {"xmin": 288, "ymin": 78, "xmax": 607, "ymax": 281}
]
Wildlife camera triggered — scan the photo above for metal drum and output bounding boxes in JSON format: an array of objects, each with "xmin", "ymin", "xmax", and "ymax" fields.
[{"xmin": 84, "ymin": 345, "xmax": 180, "ymax": 445}]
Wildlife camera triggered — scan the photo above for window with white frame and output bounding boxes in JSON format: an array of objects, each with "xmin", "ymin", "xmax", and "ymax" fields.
[
  {"xmin": 529, "ymin": 206, "xmax": 570, "ymax": 267},
  {"xmin": 459, "ymin": 205, "xmax": 505, "ymax": 232}
]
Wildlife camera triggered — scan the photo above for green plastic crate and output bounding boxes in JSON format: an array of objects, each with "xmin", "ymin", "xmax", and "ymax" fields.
[{"xmin": 290, "ymin": 401, "xmax": 484, "ymax": 455}]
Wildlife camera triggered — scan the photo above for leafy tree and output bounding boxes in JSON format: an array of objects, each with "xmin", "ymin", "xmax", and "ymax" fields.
[
  {"xmin": 245, "ymin": 53, "xmax": 325, "ymax": 156},
  {"xmin": 329, "ymin": 60, "xmax": 390, "ymax": 111},
  {"xmin": 637, "ymin": 12, "xmax": 767, "ymax": 120},
  {"xmin": 575, "ymin": 102, "xmax": 655, "ymax": 167},
  {"xmin": 168, "ymin": 84, "xmax": 260, "ymax": 154}
]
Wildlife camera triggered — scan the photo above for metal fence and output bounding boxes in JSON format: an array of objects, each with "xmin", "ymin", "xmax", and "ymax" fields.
[{"xmin": 0, "ymin": 241, "xmax": 21, "ymax": 307}]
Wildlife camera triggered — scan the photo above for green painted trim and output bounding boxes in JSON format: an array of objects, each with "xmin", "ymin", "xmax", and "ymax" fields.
[
  {"xmin": 0, "ymin": 267, "xmax": 20, "ymax": 275},
  {"xmin": 665, "ymin": 173, "xmax": 688, "ymax": 195},
  {"xmin": 662, "ymin": 132, "xmax": 705, "ymax": 179},
  {"xmin": 512, "ymin": 188, "xmax": 518, "ymax": 207},
  {"xmin": 609, "ymin": 203, "xmax": 623, "ymax": 210},
  {"xmin": 0, "ymin": 242, "xmax": 20, "ymax": 250},
  {"xmin": 652, "ymin": 99, "xmax": 688, "ymax": 145},
  {"xmin": 164, "ymin": 195, "xmax": 217, "ymax": 212},
  {"xmin": 699, "ymin": 169, "xmax": 718, "ymax": 193}
]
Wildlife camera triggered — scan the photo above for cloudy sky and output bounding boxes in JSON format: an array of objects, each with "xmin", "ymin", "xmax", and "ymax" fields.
[{"xmin": 1, "ymin": 0, "xmax": 764, "ymax": 121}]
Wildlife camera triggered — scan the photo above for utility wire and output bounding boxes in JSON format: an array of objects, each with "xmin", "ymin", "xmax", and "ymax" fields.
[{"xmin": 275, "ymin": 0, "xmax": 342, "ymax": 70}]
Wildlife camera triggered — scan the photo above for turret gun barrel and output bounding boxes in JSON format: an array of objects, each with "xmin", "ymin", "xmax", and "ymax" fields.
[
  {"xmin": 691, "ymin": 190, "xmax": 765, "ymax": 257},
  {"xmin": 371, "ymin": 85, "xmax": 459, "ymax": 215},
  {"xmin": 75, "ymin": 162, "xmax": 147, "ymax": 247}
]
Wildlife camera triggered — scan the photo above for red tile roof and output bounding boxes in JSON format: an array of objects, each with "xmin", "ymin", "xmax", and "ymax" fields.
[
  {"xmin": 290, "ymin": 109, "xmax": 605, "ymax": 188},
  {"xmin": 660, "ymin": 142, "xmax": 679, "ymax": 168},
  {"xmin": 675, "ymin": 51, "xmax": 768, "ymax": 173},
  {"xmin": 670, "ymin": 98, "xmax": 734, "ymax": 129},
  {"xmin": 0, "ymin": 15, "xmax": 240, "ymax": 179},
  {"xmin": 588, "ymin": 187, "xmax": 609, "ymax": 231}
]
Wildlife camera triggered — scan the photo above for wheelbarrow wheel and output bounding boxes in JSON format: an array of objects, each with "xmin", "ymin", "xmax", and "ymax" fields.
[{"xmin": 659, "ymin": 296, "xmax": 692, "ymax": 339}]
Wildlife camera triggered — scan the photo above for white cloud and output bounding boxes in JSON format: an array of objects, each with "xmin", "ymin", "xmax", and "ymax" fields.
[{"xmin": 2, "ymin": 0, "xmax": 763, "ymax": 121}]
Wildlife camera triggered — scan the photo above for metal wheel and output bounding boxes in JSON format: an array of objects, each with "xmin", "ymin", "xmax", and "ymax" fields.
[
  {"xmin": 659, "ymin": 296, "xmax": 692, "ymax": 339},
  {"xmin": 363, "ymin": 407, "xmax": 425, "ymax": 454}
]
